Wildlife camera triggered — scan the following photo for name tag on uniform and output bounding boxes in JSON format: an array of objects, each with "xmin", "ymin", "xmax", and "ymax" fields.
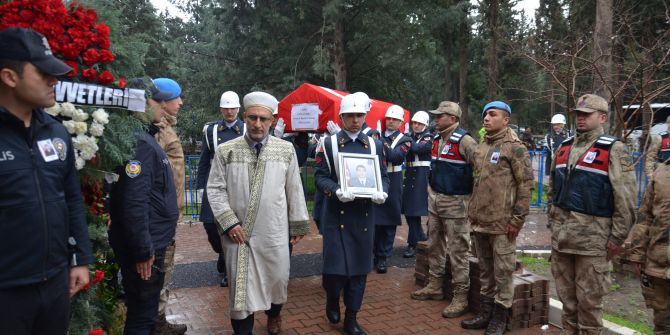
[
  {"xmin": 489, "ymin": 151, "xmax": 500, "ymax": 164},
  {"xmin": 37, "ymin": 139, "xmax": 59, "ymax": 162},
  {"xmin": 441, "ymin": 143, "xmax": 451, "ymax": 154},
  {"xmin": 583, "ymin": 151, "xmax": 597, "ymax": 164}
]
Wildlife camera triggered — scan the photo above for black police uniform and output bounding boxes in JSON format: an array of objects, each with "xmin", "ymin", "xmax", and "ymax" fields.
[
  {"xmin": 315, "ymin": 131, "xmax": 389, "ymax": 322},
  {"xmin": 401, "ymin": 129, "xmax": 433, "ymax": 253},
  {"xmin": 0, "ymin": 108, "xmax": 93, "ymax": 334},
  {"xmin": 196, "ymin": 119, "xmax": 245, "ymax": 282},
  {"xmin": 108, "ymin": 125, "xmax": 179, "ymax": 335},
  {"xmin": 373, "ymin": 130, "xmax": 412, "ymax": 271}
]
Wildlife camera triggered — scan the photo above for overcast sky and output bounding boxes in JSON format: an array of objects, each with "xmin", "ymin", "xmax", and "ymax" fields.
[{"xmin": 149, "ymin": 0, "xmax": 542, "ymax": 21}]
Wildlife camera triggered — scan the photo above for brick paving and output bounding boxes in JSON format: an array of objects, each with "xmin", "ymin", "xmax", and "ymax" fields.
[{"xmin": 167, "ymin": 211, "xmax": 558, "ymax": 334}]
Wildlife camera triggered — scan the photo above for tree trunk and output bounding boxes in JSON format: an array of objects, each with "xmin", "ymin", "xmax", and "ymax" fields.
[
  {"xmin": 458, "ymin": 42, "xmax": 468, "ymax": 126},
  {"xmin": 333, "ymin": 16, "xmax": 347, "ymax": 91},
  {"xmin": 592, "ymin": 0, "xmax": 612, "ymax": 101},
  {"xmin": 443, "ymin": 44, "xmax": 454, "ymax": 100},
  {"xmin": 487, "ymin": 0, "xmax": 499, "ymax": 100}
]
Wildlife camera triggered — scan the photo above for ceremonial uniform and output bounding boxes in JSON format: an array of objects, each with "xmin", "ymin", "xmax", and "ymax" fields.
[
  {"xmin": 626, "ymin": 162, "xmax": 670, "ymax": 334},
  {"xmin": 373, "ymin": 129, "xmax": 411, "ymax": 268},
  {"xmin": 401, "ymin": 129, "xmax": 432, "ymax": 247},
  {"xmin": 549, "ymin": 94, "xmax": 636, "ymax": 335}
]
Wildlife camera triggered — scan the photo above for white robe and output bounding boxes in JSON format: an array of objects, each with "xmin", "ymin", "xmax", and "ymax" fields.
[{"xmin": 207, "ymin": 135, "xmax": 310, "ymax": 319}]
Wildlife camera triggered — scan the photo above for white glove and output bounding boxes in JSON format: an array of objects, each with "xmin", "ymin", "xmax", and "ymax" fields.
[
  {"xmin": 335, "ymin": 188, "xmax": 355, "ymax": 203},
  {"xmin": 371, "ymin": 192, "xmax": 388, "ymax": 205},
  {"xmin": 273, "ymin": 118, "xmax": 285, "ymax": 138},
  {"xmin": 327, "ymin": 121, "xmax": 341, "ymax": 135},
  {"xmin": 196, "ymin": 189, "xmax": 204, "ymax": 201}
]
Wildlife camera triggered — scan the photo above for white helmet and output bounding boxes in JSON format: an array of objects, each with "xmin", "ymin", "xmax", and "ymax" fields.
[
  {"xmin": 351, "ymin": 92, "xmax": 372, "ymax": 112},
  {"xmin": 550, "ymin": 114, "xmax": 566, "ymax": 124},
  {"xmin": 220, "ymin": 91, "xmax": 240, "ymax": 108},
  {"xmin": 411, "ymin": 111, "xmax": 429, "ymax": 126},
  {"xmin": 385, "ymin": 105, "xmax": 404, "ymax": 121},
  {"xmin": 340, "ymin": 93, "xmax": 369, "ymax": 115}
]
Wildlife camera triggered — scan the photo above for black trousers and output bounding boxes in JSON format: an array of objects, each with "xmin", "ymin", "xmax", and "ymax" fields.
[
  {"xmin": 202, "ymin": 220, "xmax": 223, "ymax": 254},
  {"xmin": 118, "ymin": 248, "xmax": 166, "ymax": 335},
  {"xmin": 374, "ymin": 225, "xmax": 397, "ymax": 258},
  {"xmin": 0, "ymin": 268, "xmax": 70, "ymax": 335},
  {"xmin": 230, "ymin": 304, "xmax": 283, "ymax": 335},
  {"xmin": 322, "ymin": 274, "xmax": 367, "ymax": 312}
]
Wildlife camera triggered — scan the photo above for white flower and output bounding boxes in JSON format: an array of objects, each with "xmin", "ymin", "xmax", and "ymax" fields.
[
  {"xmin": 62, "ymin": 120, "xmax": 76, "ymax": 134},
  {"xmin": 74, "ymin": 121, "xmax": 88, "ymax": 135},
  {"xmin": 45, "ymin": 104, "xmax": 61, "ymax": 117},
  {"xmin": 72, "ymin": 135, "xmax": 99, "ymax": 161},
  {"xmin": 61, "ymin": 103, "xmax": 76, "ymax": 118},
  {"xmin": 75, "ymin": 156, "xmax": 86, "ymax": 170},
  {"xmin": 92, "ymin": 109, "xmax": 109, "ymax": 125},
  {"xmin": 72, "ymin": 109, "xmax": 89, "ymax": 122},
  {"xmin": 89, "ymin": 122, "xmax": 105, "ymax": 137}
]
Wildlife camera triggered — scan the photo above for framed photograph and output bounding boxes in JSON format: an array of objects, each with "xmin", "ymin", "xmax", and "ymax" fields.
[{"xmin": 338, "ymin": 152, "xmax": 382, "ymax": 198}]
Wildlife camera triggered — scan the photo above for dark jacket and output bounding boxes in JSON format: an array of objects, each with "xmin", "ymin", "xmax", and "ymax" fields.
[
  {"xmin": 109, "ymin": 125, "xmax": 179, "ymax": 263},
  {"xmin": 375, "ymin": 130, "xmax": 412, "ymax": 225},
  {"xmin": 402, "ymin": 130, "xmax": 433, "ymax": 216},
  {"xmin": 0, "ymin": 108, "xmax": 92, "ymax": 289}
]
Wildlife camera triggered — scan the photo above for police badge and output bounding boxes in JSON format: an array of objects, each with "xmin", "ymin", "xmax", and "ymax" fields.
[
  {"xmin": 125, "ymin": 160, "xmax": 142, "ymax": 178},
  {"xmin": 52, "ymin": 138, "xmax": 67, "ymax": 161}
]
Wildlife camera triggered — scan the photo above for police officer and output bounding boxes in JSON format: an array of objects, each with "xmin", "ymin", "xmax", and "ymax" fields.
[
  {"xmin": 548, "ymin": 94, "xmax": 636, "ymax": 335},
  {"xmin": 411, "ymin": 102, "xmax": 477, "ymax": 319},
  {"xmin": 401, "ymin": 111, "xmax": 432, "ymax": 258},
  {"xmin": 315, "ymin": 92, "xmax": 389, "ymax": 335},
  {"xmin": 373, "ymin": 105, "xmax": 412, "ymax": 273},
  {"xmin": 626, "ymin": 158, "xmax": 670, "ymax": 334},
  {"xmin": 644, "ymin": 115, "xmax": 670, "ymax": 179},
  {"xmin": 196, "ymin": 90, "xmax": 244, "ymax": 287},
  {"xmin": 108, "ymin": 80, "xmax": 180, "ymax": 335},
  {"xmin": 462, "ymin": 101, "xmax": 534, "ymax": 334},
  {"xmin": 0, "ymin": 27, "xmax": 93, "ymax": 334}
]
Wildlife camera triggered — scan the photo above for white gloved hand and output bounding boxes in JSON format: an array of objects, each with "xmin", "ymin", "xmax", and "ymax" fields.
[
  {"xmin": 327, "ymin": 121, "xmax": 341, "ymax": 135},
  {"xmin": 335, "ymin": 188, "xmax": 355, "ymax": 203},
  {"xmin": 273, "ymin": 118, "xmax": 286, "ymax": 138},
  {"xmin": 196, "ymin": 189, "xmax": 204, "ymax": 201},
  {"xmin": 371, "ymin": 191, "xmax": 388, "ymax": 205}
]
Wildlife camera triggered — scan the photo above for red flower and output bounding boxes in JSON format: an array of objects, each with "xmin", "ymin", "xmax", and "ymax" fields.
[
  {"xmin": 64, "ymin": 61, "xmax": 78, "ymax": 78},
  {"xmin": 97, "ymin": 37, "xmax": 111, "ymax": 50},
  {"xmin": 92, "ymin": 269, "xmax": 105, "ymax": 284},
  {"xmin": 82, "ymin": 48, "xmax": 99, "ymax": 66},
  {"xmin": 82, "ymin": 67, "xmax": 97, "ymax": 82},
  {"xmin": 97, "ymin": 70, "xmax": 114, "ymax": 85},
  {"xmin": 118, "ymin": 76, "xmax": 126, "ymax": 89},
  {"xmin": 95, "ymin": 23, "xmax": 110, "ymax": 38},
  {"xmin": 61, "ymin": 44, "xmax": 81, "ymax": 60},
  {"xmin": 98, "ymin": 49, "xmax": 115, "ymax": 64},
  {"xmin": 89, "ymin": 329, "xmax": 105, "ymax": 335}
]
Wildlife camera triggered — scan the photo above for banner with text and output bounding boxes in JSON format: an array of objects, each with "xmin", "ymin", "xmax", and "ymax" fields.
[{"xmin": 55, "ymin": 81, "xmax": 146, "ymax": 112}]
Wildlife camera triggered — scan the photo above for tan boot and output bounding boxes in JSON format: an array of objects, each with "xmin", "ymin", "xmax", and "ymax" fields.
[
  {"xmin": 442, "ymin": 292, "xmax": 469, "ymax": 318},
  {"xmin": 411, "ymin": 276, "xmax": 444, "ymax": 300}
]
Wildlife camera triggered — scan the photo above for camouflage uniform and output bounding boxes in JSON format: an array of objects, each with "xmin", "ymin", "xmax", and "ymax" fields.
[
  {"xmin": 626, "ymin": 162, "xmax": 670, "ymax": 334},
  {"xmin": 468, "ymin": 127, "xmax": 534, "ymax": 308},
  {"xmin": 154, "ymin": 113, "xmax": 185, "ymax": 319},
  {"xmin": 644, "ymin": 134, "xmax": 661, "ymax": 179},
  {"xmin": 549, "ymin": 95, "xmax": 637, "ymax": 335}
]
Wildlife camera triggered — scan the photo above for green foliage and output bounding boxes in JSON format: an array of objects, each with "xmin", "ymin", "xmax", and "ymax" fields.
[
  {"xmin": 603, "ymin": 313, "xmax": 653, "ymax": 335},
  {"xmin": 96, "ymin": 112, "xmax": 145, "ymax": 170},
  {"xmin": 519, "ymin": 255, "xmax": 550, "ymax": 273}
]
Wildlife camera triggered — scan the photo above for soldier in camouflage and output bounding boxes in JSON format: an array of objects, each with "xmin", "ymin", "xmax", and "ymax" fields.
[
  {"xmin": 409, "ymin": 101, "xmax": 477, "ymax": 320},
  {"xmin": 549, "ymin": 94, "xmax": 636, "ymax": 335},
  {"xmin": 644, "ymin": 115, "xmax": 670, "ymax": 179},
  {"xmin": 461, "ymin": 101, "xmax": 534, "ymax": 335},
  {"xmin": 626, "ymin": 160, "xmax": 670, "ymax": 334}
]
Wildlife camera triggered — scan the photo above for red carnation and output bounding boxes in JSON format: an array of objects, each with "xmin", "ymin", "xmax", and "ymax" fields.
[
  {"xmin": 98, "ymin": 49, "xmax": 115, "ymax": 64},
  {"xmin": 95, "ymin": 23, "xmax": 110, "ymax": 37},
  {"xmin": 82, "ymin": 68, "xmax": 97, "ymax": 82},
  {"xmin": 118, "ymin": 76, "xmax": 126, "ymax": 89},
  {"xmin": 89, "ymin": 329, "xmax": 105, "ymax": 335},
  {"xmin": 97, "ymin": 70, "xmax": 114, "ymax": 85},
  {"xmin": 61, "ymin": 44, "xmax": 80, "ymax": 60},
  {"xmin": 97, "ymin": 37, "xmax": 111, "ymax": 50},
  {"xmin": 82, "ymin": 48, "xmax": 99, "ymax": 66},
  {"xmin": 92, "ymin": 269, "xmax": 105, "ymax": 284}
]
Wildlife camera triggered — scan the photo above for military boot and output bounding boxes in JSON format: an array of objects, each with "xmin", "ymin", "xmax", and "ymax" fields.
[
  {"xmin": 376, "ymin": 257, "xmax": 387, "ymax": 274},
  {"xmin": 410, "ymin": 275, "xmax": 444, "ymax": 300},
  {"xmin": 461, "ymin": 296, "xmax": 494, "ymax": 329},
  {"xmin": 325, "ymin": 296, "xmax": 340, "ymax": 324},
  {"xmin": 343, "ymin": 310, "xmax": 366, "ymax": 335},
  {"xmin": 484, "ymin": 303, "xmax": 508, "ymax": 335},
  {"xmin": 442, "ymin": 292, "xmax": 469, "ymax": 318},
  {"xmin": 154, "ymin": 314, "xmax": 187, "ymax": 335}
]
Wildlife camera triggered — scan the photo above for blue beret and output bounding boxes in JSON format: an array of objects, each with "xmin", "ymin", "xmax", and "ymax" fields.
[
  {"xmin": 482, "ymin": 101, "xmax": 512, "ymax": 117},
  {"xmin": 153, "ymin": 78, "xmax": 181, "ymax": 101}
]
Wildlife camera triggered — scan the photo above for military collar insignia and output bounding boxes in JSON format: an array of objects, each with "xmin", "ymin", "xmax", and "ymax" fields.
[{"xmin": 234, "ymin": 125, "xmax": 240, "ymax": 134}]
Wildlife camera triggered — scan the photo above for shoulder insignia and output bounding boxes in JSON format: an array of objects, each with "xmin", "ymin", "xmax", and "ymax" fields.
[
  {"xmin": 52, "ymin": 137, "xmax": 67, "ymax": 161},
  {"xmin": 125, "ymin": 160, "xmax": 142, "ymax": 178}
]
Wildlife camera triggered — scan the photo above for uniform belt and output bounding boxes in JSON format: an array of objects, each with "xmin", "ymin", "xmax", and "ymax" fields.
[
  {"xmin": 388, "ymin": 165, "xmax": 403, "ymax": 172},
  {"xmin": 407, "ymin": 161, "xmax": 431, "ymax": 167}
]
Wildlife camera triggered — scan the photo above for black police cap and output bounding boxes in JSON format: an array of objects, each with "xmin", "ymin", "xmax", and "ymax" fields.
[{"xmin": 0, "ymin": 27, "xmax": 72, "ymax": 76}]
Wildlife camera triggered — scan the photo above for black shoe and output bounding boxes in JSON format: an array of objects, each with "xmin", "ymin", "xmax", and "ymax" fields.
[
  {"xmin": 343, "ymin": 310, "xmax": 366, "ymax": 335},
  {"xmin": 403, "ymin": 246, "xmax": 416, "ymax": 258},
  {"xmin": 325, "ymin": 298, "xmax": 340, "ymax": 324},
  {"xmin": 220, "ymin": 274, "xmax": 228, "ymax": 287},
  {"xmin": 461, "ymin": 296, "xmax": 494, "ymax": 329},
  {"xmin": 484, "ymin": 303, "xmax": 508, "ymax": 335},
  {"xmin": 217, "ymin": 253, "xmax": 225, "ymax": 273},
  {"xmin": 376, "ymin": 258, "xmax": 387, "ymax": 274}
]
